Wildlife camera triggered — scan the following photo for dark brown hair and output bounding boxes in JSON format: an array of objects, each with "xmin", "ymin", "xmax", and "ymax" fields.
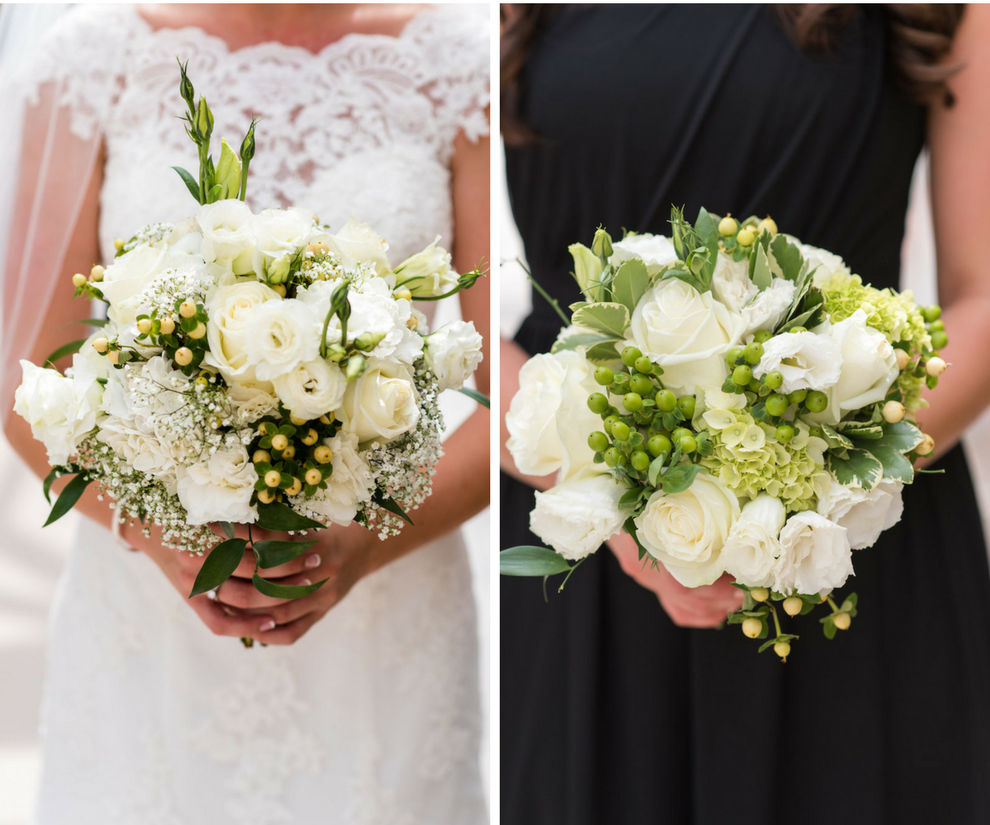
[{"xmin": 501, "ymin": 4, "xmax": 965, "ymax": 143}]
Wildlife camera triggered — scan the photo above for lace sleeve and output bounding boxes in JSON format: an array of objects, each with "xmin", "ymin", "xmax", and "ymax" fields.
[{"xmin": 410, "ymin": 4, "xmax": 491, "ymax": 151}]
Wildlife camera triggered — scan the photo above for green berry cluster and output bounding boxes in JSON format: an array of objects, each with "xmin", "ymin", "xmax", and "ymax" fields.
[
  {"xmin": 250, "ymin": 411, "xmax": 338, "ymax": 505},
  {"xmin": 716, "ymin": 214, "xmax": 778, "ymax": 261},
  {"xmin": 135, "ymin": 298, "xmax": 210, "ymax": 375}
]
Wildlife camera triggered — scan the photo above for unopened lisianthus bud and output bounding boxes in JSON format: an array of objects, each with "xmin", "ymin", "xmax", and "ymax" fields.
[{"xmin": 214, "ymin": 137, "xmax": 242, "ymax": 200}]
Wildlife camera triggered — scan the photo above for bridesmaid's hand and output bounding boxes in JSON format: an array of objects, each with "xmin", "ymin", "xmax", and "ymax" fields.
[{"xmin": 608, "ymin": 532, "xmax": 744, "ymax": 628}]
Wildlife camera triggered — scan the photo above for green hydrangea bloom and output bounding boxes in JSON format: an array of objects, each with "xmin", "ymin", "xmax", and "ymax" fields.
[{"xmin": 699, "ymin": 408, "xmax": 831, "ymax": 513}]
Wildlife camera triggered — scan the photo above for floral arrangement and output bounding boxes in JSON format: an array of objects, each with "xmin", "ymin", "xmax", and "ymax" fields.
[
  {"xmin": 14, "ymin": 63, "xmax": 486, "ymax": 606},
  {"xmin": 502, "ymin": 208, "xmax": 946, "ymax": 659}
]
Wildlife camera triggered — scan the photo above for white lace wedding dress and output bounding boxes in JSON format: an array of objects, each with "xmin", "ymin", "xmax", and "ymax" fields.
[{"xmin": 22, "ymin": 6, "xmax": 489, "ymax": 824}]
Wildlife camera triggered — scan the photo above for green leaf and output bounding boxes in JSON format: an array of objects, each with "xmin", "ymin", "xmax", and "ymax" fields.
[
  {"xmin": 585, "ymin": 340, "xmax": 622, "ymax": 364},
  {"xmin": 695, "ymin": 207, "xmax": 720, "ymax": 283},
  {"xmin": 373, "ymin": 491, "xmax": 414, "ymax": 525},
  {"xmin": 839, "ymin": 421, "xmax": 885, "ymax": 441},
  {"xmin": 188, "ymin": 538, "xmax": 247, "ymax": 597},
  {"xmin": 864, "ymin": 444, "xmax": 915, "ymax": 483},
  {"xmin": 611, "ymin": 259, "xmax": 650, "ymax": 314},
  {"xmin": 255, "ymin": 501, "xmax": 324, "ymax": 532},
  {"xmin": 821, "ymin": 424, "xmax": 854, "ymax": 450},
  {"xmin": 823, "ymin": 619, "xmax": 837, "ymax": 640},
  {"xmin": 454, "ymin": 387, "xmax": 490, "ymax": 409},
  {"xmin": 44, "ymin": 473, "xmax": 91, "ymax": 526},
  {"xmin": 647, "ymin": 454, "xmax": 667, "ymax": 487},
  {"xmin": 254, "ymin": 539, "xmax": 318, "ymax": 569},
  {"xmin": 44, "ymin": 338, "xmax": 86, "ymax": 368},
  {"xmin": 551, "ymin": 332, "xmax": 613, "ymax": 354},
  {"xmin": 618, "ymin": 487, "xmax": 645, "ymax": 512},
  {"xmin": 499, "ymin": 546, "xmax": 573, "ymax": 577},
  {"xmin": 219, "ymin": 522, "xmax": 235, "ymax": 539},
  {"xmin": 873, "ymin": 420, "xmax": 924, "ymax": 453},
  {"xmin": 570, "ymin": 303, "xmax": 630, "ymax": 338},
  {"xmin": 752, "ymin": 244, "xmax": 773, "ymax": 292},
  {"xmin": 77, "ymin": 317, "xmax": 109, "ymax": 328},
  {"xmin": 252, "ymin": 573, "xmax": 328, "ymax": 599},
  {"xmin": 623, "ymin": 517, "xmax": 652, "ymax": 561},
  {"xmin": 770, "ymin": 234, "xmax": 803, "ymax": 282},
  {"xmin": 660, "ymin": 463, "xmax": 702, "ymax": 494},
  {"xmin": 172, "ymin": 166, "xmax": 202, "ymax": 204},
  {"xmin": 829, "ymin": 449, "xmax": 883, "ymax": 491},
  {"xmin": 660, "ymin": 268, "xmax": 706, "ymax": 293},
  {"xmin": 42, "ymin": 466, "xmax": 59, "ymax": 504}
]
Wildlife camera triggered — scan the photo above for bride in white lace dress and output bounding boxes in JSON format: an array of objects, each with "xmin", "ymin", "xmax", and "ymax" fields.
[{"xmin": 0, "ymin": 5, "xmax": 490, "ymax": 824}]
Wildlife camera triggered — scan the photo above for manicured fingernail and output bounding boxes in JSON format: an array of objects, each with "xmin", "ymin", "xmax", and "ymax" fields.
[
  {"xmin": 304, "ymin": 554, "xmax": 321, "ymax": 569},
  {"xmin": 299, "ymin": 579, "xmax": 312, "ymax": 587},
  {"xmin": 259, "ymin": 620, "xmax": 276, "ymax": 632}
]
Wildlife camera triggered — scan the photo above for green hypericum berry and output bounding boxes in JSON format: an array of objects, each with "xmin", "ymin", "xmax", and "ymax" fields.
[
  {"xmin": 765, "ymin": 370, "xmax": 783, "ymax": 390},
  {"xmin": 588, "ymin": 393, "xmax": 610, "ymax": 415},
  {"xmin": 808, "ymin": 426, "xmax": 824, "ymax": 439},
  {"xmin": 594, "ymin": 367, "xmax": 614, "ymax": 386},
  {"xmin": 765, "ymin": 393, "xmax": 789, "ymax": 417},
  {"xmin": 588, "ymin": 431, "xmax": 609, "ymax": 453},
  {"xmin": 931, "ymin": 330, "xmax": 948, "ymax": 350},
  {"xmin": 737, "ymin": 227, "xmax": 756, "ymax": 247},
  {"xmin": 672, "ymin": 427, "xmax": 692, "ymax": 443},
  {"xmin": 805, "ymin": 390, "xmax": 828, "ymax": 413},
  {"xmin": 603, "ymin": 414, "xmax": 620, "ymax": 434},
  {"xmin": 621, "ymin": 346, "xmax": 643, "ymax": 367},
  {"xmin": 648, "ymin": 434, "xmax": 672, "ymax": 458},
  {"xmin": 630, "ymin": 450, "xmax": 651, "ymax": 471},
  {"xmin": 747, "ymin": 377, "xmax": 761, "ymax": 392},
  {"xmin": 787, "ymin": 388, "xmax": 808, "ymax": 404},
  {"xmin": 753, "ymin": 329, "xmax": 772, "ymax": 344},
  {"xmin": 929, "ymin": 319, "xmax": 945, "ymax": 333},
  {"xmin": 634, "ymin": 356, "xmax": 654, "ymax": 375},
  {"xmin": 611, "ymin": 421, "xmax": 631, "ymax": 442},
  {"xmin": 623, "ymin": 392, "xmax": 643, "ymax": 412},
  {"xmin": 629, "ymin": 374, "xmax": 653, "ymax": 396},
  {"xmin": 678, "ymin": 434, "xmax": 697, "ymax": 453},
  {"xmin": 775, "ymin": 423, "xmax": 795, "ymax": 444},
  {"xmin": 604, "ymin": 447, "xmax": 621, "ymax": 467},
  {"xmin": 726, "ymin": 347, "xmax": 745, "ymax": 367},
  {"xmin": 923, "ymin": 305, "xmax": 942, "ymax": 323},
  {"xmin": 677, "ymin": 396, "xmax": 696, "ymax": 418},
  {"xmin": 732, "ymin": 364, "xmax": 753, "ymax": 385},
  {"xmin": 656, "ymin": 389, "xmax": 677, "ymax": 412},
  {"xmin": 744, "ymin": 341, "xmax": 764, "ymax": 365},
  {"xmin": 718, "ymin": 215, "xmax": 738, "ymax": 236}
]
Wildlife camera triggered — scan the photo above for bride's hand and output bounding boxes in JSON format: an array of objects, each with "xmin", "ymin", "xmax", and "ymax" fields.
[
  {"xmin": 217, "ymin": 521, "xmax": 376, "ymax": 645},
  {"xmin": 607, "ymin": 532, "xmax": 744, "ymax": 628}
]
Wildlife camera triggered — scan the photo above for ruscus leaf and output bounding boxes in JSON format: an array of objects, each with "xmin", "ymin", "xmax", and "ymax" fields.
[{"xmin": 188, "ymin": 538, "xmax": 247, "ymax": 597}]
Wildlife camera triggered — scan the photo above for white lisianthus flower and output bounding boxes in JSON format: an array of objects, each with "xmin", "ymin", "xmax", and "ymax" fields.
[
  {"xmin": 339, "ymin": 359, "xmax": 419, "ymax": 444},
  {"xmin": 347, "ymin": 278, "xmax": 423, "ymax": 364},
  {"xmin": 176, "ymin": 445, "xmax": 259, "ymax": 526},
  {"xmin": 754, "ymin": 330, "xmax": 842, "ymax": 394},
  {"xmin": 326, "ymin": 217, "xmax": 391, "ymax": 275},
  {"xmin": 627, "ymin": 279, "xmax": 745, "ymax": 395},
  {"xmin": 609, "ymin": 233, "xmax": 678, "ymax": 274},
  {"xmin": 741, "ymin": 278, "xmax": 796, "ymax": 335},
  {"xmin": 227, "ymin": 383, "xmax": 280, "ymax": 426},
  {"xmin": 817, "ymin": 478, "xmax": 904, "ymax": 550},
  {"xmin": 721, "ymin": 494, "xmax": 786, "ymax": 588},
  {"xmin": 634, "ymin": 472, "xmax": 740, "ymax": 587},
  {"xmin": 204, "ymin": 281, "xmax": 282, "ymax": 385},
  {"xmin": 773, "ymin": 510, "xmax": 853, "ymax": 594},
  {"xmin": 505, "ymin": 349, "xmax": 602, "ymax": 479},
  {"xmin": 13, "ymin": 357, "xmax": 101, "ymax": 464},
  {"xmin": 244, "ymin": 299, "xmax": 322, "ymax": 381},
  {"xmin": 530, "ymin": 472, "xmax": 627, "ymax": 561},
  {"xmin": 425, "ymin": 320, "xmax": 484, "ymax": 391},
  {"xmin": 710, "ymin": 253, "xmax": 757, "ymax": 314},
  {"xmin": 196, "ymin": 199, "xmax": 256, "ymax": 275},
  {"xmin": 394, "ymin": 236, "xmax": 458, "ymax": 298},
  {"xmin": 296, "ymin": 431, "xmax": 374, "ymax": 526},
  {"xmin": 250, "ymin": 207, "xmax": 314, "ymax": 280},
  {"xmin": 272, "ymin": 358, "xmax": 347, "ymax": 421},
  {"xmin": 800, "ymin": 242, "xmax": 851, "ymax": 287},
  {"xmin": 100, "ymin": 245, "xmax": 167, "ymax": 328}
]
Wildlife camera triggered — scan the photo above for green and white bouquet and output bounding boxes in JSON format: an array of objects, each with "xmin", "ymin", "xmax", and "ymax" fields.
[
  {"xmin": 13, "ymin": 63, "xmax": 485, "ymax": 606},
  {"xmin": 502, "ymin": 208, "xmax": 946, "ymax": 658}
]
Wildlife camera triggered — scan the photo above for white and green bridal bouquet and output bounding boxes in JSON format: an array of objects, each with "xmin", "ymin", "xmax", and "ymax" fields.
[
  {"xmin": 14, "ymin": 63, "xmax": 486, "ymax": 606},
  {"xmin": 502, "ymin": 208, "xmax": 946, "ymax": 659}
]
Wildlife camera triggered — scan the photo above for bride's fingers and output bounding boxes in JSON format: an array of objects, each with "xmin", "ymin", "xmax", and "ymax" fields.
[
  {"xmin": 215, "ymin": 575, "xmax": 312, "ymax": 609},
  {"xmin": 254, "ymin": 610, "xmax": 323, "ymax": 646},
  {"xmin": 189, "ymin": 596, "xmax": 277, "ymax": 638},
  {"xmin": 254, "ymin": 550, "xmax": 326, "ymax": 580}
]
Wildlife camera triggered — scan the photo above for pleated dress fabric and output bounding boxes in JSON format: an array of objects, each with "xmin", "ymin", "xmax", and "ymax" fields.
[{"xmin": 501, "ymin": 6, "xmax": 990, "ymax": 824}]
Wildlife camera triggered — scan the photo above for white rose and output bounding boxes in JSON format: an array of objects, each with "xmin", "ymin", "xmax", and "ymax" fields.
[
  {"xmin": 243, "ymin": 299, "xmax": 322, "ymax": 381},
  {"xmin": 347, "ymin": 278, "xmax": 423, "ymax": 364},
  {"xmin": 394, "ymin": 236, "xmax": 458, "ymax": 298},
  {"xmin": 204, "ymin": 281, "xmax": 282, "ymax": 385},
  {"xmin": 753, "ymin": 330, "xmax": 842, "ymax": 394},
  {"xmin": 823, "ymin": 310, "xmax": 899, "ymax": 424},
  {"xmin": 326, "ymin": 217, "xmax": 391, "ymax": 275},
  {"xmin": 197, "ymin": 200, "xmax": 256, "ymax": 275},
  {"xmin": 609, "ymin": 233, "xmax": 678, "ymax": 274},
  {"xmin": 13, "ymin": 357, "xmax": 101, "ymax": 464},
  {"xmin": 817, "ymin": 478, "xmax": 903, "ymax": 550},
  {"xmin": 505, "ymin": 349, "xmax": 601, "ymax": 479},
  {"xmin": 633, "ymin": 472, "xmax": 740, "ymax": 587},
  {"xmin": 530, "ymin": 472, "xmax": 626, "ymax": 561},
  {"xmin": 227, "ymin": 383, "xmax": 280, "ymax": 426},
  {"xmin": 710, "ymin": 253, "xmax": 757, "ymax": 314},
  {"xmin": 295, "ymin": 431, "xmax": 374, "ymax": 526},
  {"xmin": 773, "ymin": 510, "xmax": 853, "ymax": 594},
  {"xmin": 741, "ymin": 278, "xmax": 796, "ymax": 335},
  {"xmin": 339, "ymin": 359, "xmax": 419, "ymax": 444},
  {"xmin": 426, "ymin": 320, "xmax": 484, "ymax": 391},
  {"xmin": 250, "ymin": 207, "xmax": 314, "ymax": 280},
  {"xmin": 100, "ymin": 245, "xmax": 167, "ymax": 328},
  {"xmin": 627, "ymin": 278, "xmax": 745, "ymax": 395},
  {"xmin": 176, "ymin": 445, "xmax": 259, "ymax": 525},
  {"xmin": 272, "ymin": 358, "xmax": 347, "ymax": 421},
  {"xmin": 721, "ymin": 494, "xmax": 786, "ymax": 588}
]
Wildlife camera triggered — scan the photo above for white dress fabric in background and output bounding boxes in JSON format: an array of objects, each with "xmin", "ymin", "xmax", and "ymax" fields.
[{"xmin": 22, "ymin": 6, "xmax": 489, "ymax": 824}]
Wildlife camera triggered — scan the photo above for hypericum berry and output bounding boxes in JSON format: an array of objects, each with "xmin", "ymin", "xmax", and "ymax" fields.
[
  {"xmin": 751, "ymin": 587, "xmax": 770, "ymax": 602},
  {"xmin": 623, "ymin": 392, "xmax": 643, "ymax": 412},
  {"xmin": 301, "ymin": 428, "xmax": 319, "ymax": 446},
  {"xmin": 648, "ymin": 434, "xmax": 672, "ymax": 458},
  {"xmin": 395, "ymin": 288, "xmax": 413, "ymax": 301},
  {"xmin": 737, "ymin": 227, "xmax": 756, "ymax": 247},
  {"xmin": 656, "ymin": 389, "xmax": 677, "ymax": 412},
  {"xmin": 775, "ymin": 423, "xmax": 795, "ymax": 444},
  {"xmin": 805, "ymin": 391, "xmax": 828, "ymax": 413},
  {"xmin": 289, "ymin": 414, "xmax": 308, "ymax": 426},
  {"xmin": 742, "ymin": 617, "xmax": 762, "ymax": 638},
  {"xmin": 305, "ymin": 468, "xmax": 323, "ymax": 485},
  {"xmin": 833, "ymin": 612, "xmax": 851, "ymax": 631},
  {"xmin": 753, "ymin": 329, "xmax": 773, "ymax": 344},
  {"xmin": 603, "ymin": 415, "xmax": 620, "ymax": 434},
  {"xmin": 631, "ymin": 450, "xmax": 651, "ymax": 471},
  {"xmin": 71, "ymin": 272, "xmax": 87, "ymax": 288},
  {"xmin": 718, "ymin": 215, "xmax": 739, "ymax": 236},
  {"xmin": 923, "ymin": 305, "xmax": 942, "ymax": 323},
  {"xmin": 929, "ymin": 319, "xmax": 945, "ymax": 332},
  {"xmin": 765, "ymin": 370, "xmax": 783, "ymax": 390},
  {"xmin": 808, "ymin": 426, "xmax": 824, "ymax": 439},
  {"xmin": 744, "ymin": 341, "xmax": 764, "ymax": 365},
  {"xmin": 774, "ymin": 641, "xmax": 791, "ymax": 660},
  {"xmin": 159, "ymin": 316, "xmax": 176, "ymax": 335},
  {"xmin": 282, "ymin": 445, "xmax": 296, "ymax": 459},
  {"xmin": 252, "ymin": 450, "xmax": 271, "ymax": 464},
  {"xmin": 725, "ymin": 347, "xmax": 745, "ymax": 367},
  {"xmin": 895, "ymin": 349, "xmax": 910, "ymax": 370},
  {"xmin": 757, "ymin": 217, "xmax": 778, "ymax": 235},
  {"xmin": 783, "ymin": 596, "xmax": 803, "ymax": 616},
  {"xmin": 678, "ymin": 434, "xmax": 697, "ymax": 454},
  {"xmin": 136, "ymin": 318, "xmax": 152, "ymax": 335},
  {"xmin": 588, "ymin": 431, "xmax": 609, "ymax": 453},
  {"xmin": 677, "ymin": 396, "xmax": 696, "ymax": 418},
  {"xmin": 787, "ymin": 389, "xmax": 808, "ymax": 404},
  {"xmin": 273, "ymin": 284, "xmax": 287, "ymax": 298},
  {"xmin": 314, "ymin": 445, "xmax": 333, "ymax": 464},
  {"xmin": 92, "ymin": 337, "xmax": 109, "ymax": 354},
  {"xmin": 587, "ymin": 393, "xmax": 610, "ymax": 415},
  {"xmin": 174, "ymin": 347, "xmax": 193, "ymax": 366},
  {"xmin": 629, "ymin": 374, "xmax": 653, "ymax": 396},
  {"xmin": 882, "ymin": 400, "xmax": 905, "ymax": 423},
  {"xmin": 604, "ymin": 447, "xmax": 621, "ymax": 467},
  {"xmin": 257, "ymin": 489, "xmax": 276, "ymax": 504},
  {"xmin": 611, "ymin": 421, "xmax": 631, "ymax": 442},
  {"xmin": 634, "ymin": 356, "xmax": 654, "ymax": 375},
  {"xmin": 264, "ymin": 470, "xmax": 281, "ymax": 488},
  {"xmin": 621, "ymin": 346, "xmax": 642, "ymax": 368},
  {"xmin": 286, "ymin": 478, "xmax": 303, "ymax": 497},
  {"xmin": 271, "ymin": 434, "xmax": 289, "ymax": 451},
  {"xmin": 926, "ymin": 357, "xmax": 947, "ymax": 377},
  {"xmin": 188, "ymin": 322, "xmax": 207, "ymax": 340},
  {"xmin": 594, "ymin": 366, "xmax": 614, "ymax": 386},
  {"xmin": 107, "ymin": 349, "xmax": 120, "ymax": 365},
  {"xmin": 765, "ymin": 394, "xmax": 789, "ymax": 417},
  {"xmin": 672, "ymin": 427, "xmax": 693, "ymax": 443},
  {"xmin": 931, "ymin": 330, "xmax": 948, "ymax": 350},
  {"xmin": 788, "ymin": 326, "xmax": 807, "ymax": 334},
  {"xmin": 179, "ymin": 299, "xmax": 197, "ymax": 319},
  {"xmin": 916, "ymin": 433, "xmax": 936, "ymax": 456},
  {"xmin": 732, "ymin": 364, "xmax": 753, "ymax": 386},
  {"xmin": 90, "ymin": 264, "xmax": 105, "ymax": 282}
]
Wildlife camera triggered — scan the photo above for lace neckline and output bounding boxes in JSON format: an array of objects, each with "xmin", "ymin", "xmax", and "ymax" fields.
[{"xmin": 126, "ymin": 3, "xmax": 439, "ymax": 61}]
